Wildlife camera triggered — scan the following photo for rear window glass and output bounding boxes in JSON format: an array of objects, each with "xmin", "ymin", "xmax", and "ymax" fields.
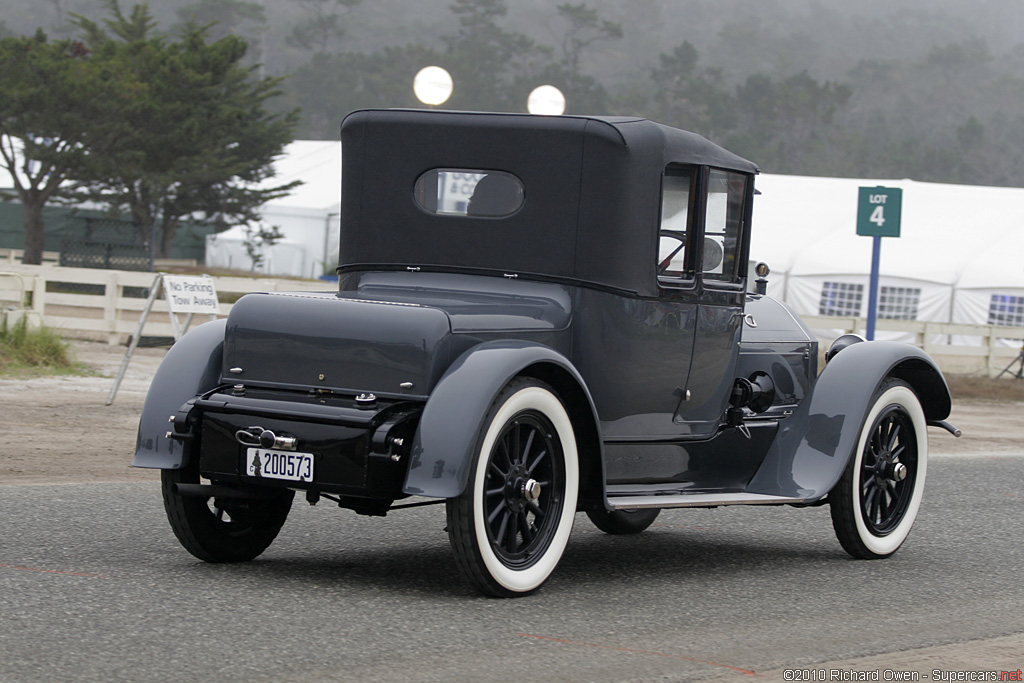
[{"xmin": 414, "ymin": 169, "xmax": 524, "ymax": 217}]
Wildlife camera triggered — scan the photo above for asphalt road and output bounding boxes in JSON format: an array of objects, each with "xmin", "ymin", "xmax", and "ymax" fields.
[{"xmin": 1, "ymin": 456, "xmax": 1021, "ymax": 683}]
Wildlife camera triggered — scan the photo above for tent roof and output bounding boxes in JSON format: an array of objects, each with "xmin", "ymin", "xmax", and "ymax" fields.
[
  {"xmin": 751, "ymin": 174, "xmax": 1024, "ymax": 289},
  {"xmin": 261, "ymin": 140, "xmax": 341, "ymax": 212},
  {"xmin": 206, "ymin": 224, "xmax": 302, "ymax": 245}
]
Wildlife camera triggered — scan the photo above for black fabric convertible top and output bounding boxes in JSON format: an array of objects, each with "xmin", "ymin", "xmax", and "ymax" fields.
[{"xmin": 339, "ymin": 109, "xmax": 757, "ymax": 297}]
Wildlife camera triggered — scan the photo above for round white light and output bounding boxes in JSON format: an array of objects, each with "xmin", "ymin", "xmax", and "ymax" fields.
[
  {"xmin": 527, "ymin": 85, "xmax": 566, "ymax": 115},
  {"xmin": 413, "ymin": 66, "xmax": 453, "ymax": 106}
]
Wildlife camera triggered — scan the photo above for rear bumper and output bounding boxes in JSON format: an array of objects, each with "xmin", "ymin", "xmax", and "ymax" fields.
[{"xmin": 185, "ymin": 388, "xmax": 421, "ymax": 509}]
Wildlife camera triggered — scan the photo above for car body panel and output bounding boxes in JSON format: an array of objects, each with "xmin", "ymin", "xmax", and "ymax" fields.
[
  {"xmin": 404, "ymin": 339, "xmax": 603, "ymax": 500},
  {"xmin": 746, "ymin": 340, "xmax": 950, "ymax": 500},
  {"xmin": 222, "ymin": 291, "xmax": 455, "ymax": 399},
  {"xmin": 133, "ymin": 318, "xmax": 225, "ymax": 469}
]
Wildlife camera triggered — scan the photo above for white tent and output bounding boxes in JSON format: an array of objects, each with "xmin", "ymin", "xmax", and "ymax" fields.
[
  {"xmin": 751, "ymin": 174, "xmax": 1024, "ymax": 343},
  {"xmin": 205, "ymin": 225, "xmax": 309, "ymax": 275},
  {"xmin": 206, "ymin": 140, "xmax": 342, "ymax": 279}
]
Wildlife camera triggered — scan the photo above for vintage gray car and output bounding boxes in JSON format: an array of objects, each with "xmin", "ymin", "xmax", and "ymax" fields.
[{"xmin": 135, "ymin": 109, "xmax": 958, "ymax": 597}]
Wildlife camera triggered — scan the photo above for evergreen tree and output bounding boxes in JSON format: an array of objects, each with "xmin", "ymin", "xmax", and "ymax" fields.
[
  {"xmin": 0, "ymin": 30, "xmax": 136, "ymax": 264},
  {"xmin": 69, "ymin": 2, "xmax": 300, "ymax": 258}
]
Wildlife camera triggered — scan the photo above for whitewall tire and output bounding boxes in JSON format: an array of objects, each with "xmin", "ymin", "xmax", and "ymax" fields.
[
  {"xmin": 447, "ymin": 378, "xmax": 579, "ymax": 597},
  {"xmin": 830, "ymin": 379, "xmax": 928, "ymax": 559}
]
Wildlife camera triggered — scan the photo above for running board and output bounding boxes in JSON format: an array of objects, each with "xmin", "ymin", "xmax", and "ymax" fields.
[{"xmin": 608, "ymin": 492, "xmax": 806, "ymax": 510}]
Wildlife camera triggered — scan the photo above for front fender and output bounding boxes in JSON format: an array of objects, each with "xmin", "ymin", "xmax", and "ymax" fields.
[
  {"xmin": 747, "ymin": 340, "xmax": 951, "ymax": 500},
  {"xmin": 403, "ymin": 340, "xmax": 602, "ymax": 500},
  {"xmin": 133, "ymin": 319, "xmax": 226, "ymax": 469}
]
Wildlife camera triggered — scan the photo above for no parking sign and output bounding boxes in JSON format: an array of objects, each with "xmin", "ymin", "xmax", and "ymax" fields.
[{"xmin": 162, "ymin": 275, "xmax": 220, "ymax": 315}]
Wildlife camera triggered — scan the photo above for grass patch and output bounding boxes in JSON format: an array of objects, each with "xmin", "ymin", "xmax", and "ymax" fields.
[
  {"xmin": 945, "ymin": 373, "xmax": 1024, "ymax": 402},
  {"xmin": 0, "ymin": 318, "xmax": 81, "ymax": 377}
]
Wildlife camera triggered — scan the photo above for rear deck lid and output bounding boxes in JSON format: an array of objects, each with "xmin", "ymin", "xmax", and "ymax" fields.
[{"xmin": 223, "ymin": 292, "xmax": 453, "ymax": 398}]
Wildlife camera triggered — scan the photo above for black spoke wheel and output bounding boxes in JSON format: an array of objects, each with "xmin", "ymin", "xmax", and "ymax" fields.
[
  {"xmin": 830, "ymin": 378, "xmax": 927, "ymax": 559},
  {"xmin": 161, "ymin": 458, "xmax": 294, "ymax": 563},
  {"xmin": 586, "ymin": 508, "xmax": 661, "ymax": 535},
  {"xmin": 482, "ymin": 412, "xmax": 563, "ymax": 565},
  {"xmin": 447, "ymin": 378, "xmax": 578, "ymax": 597}
]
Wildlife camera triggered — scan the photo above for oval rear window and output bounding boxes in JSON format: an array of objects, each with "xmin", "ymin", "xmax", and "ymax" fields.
[{"xmin": 414, "ymin": 169, "xmax": 524, "ymax": 217}]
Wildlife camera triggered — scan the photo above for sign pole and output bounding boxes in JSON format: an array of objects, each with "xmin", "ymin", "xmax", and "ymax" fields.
[
  {"xmin": 106, "ymin": 273, "xmax": 164, "ymax": 405},
  {"xmin": 106, "ymin": 273, "xmax": 221, "ymax": 405},
  {"xmin": 866, "ymin": 235, "xmax": 882, "ymax": 341}
]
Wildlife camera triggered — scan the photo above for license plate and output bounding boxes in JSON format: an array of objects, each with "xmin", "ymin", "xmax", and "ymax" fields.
[{"xmin": 245, "ymin": 448, "xmax": 314, "ymax": 482}]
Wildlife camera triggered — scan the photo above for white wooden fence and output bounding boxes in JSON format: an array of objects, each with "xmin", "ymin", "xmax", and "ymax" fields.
[
  {"xmin": 1, "ymin": 263, "xmax": 1021, "ymax": 375},
  {"xmin": 0, "ymin": 263, "xmax": 335, "ymax": 345},
  {"xmin": 799, "ymin": 315, "xmax": 1023, "ymax": 376}
]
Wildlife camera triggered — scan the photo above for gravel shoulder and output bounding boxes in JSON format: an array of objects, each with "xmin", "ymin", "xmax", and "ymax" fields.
[
  {"xmin": 0, "ymin": 340, "xmax": 1017, "ymax": 486},
  {"xmin": 0, "ymin": 341, "xmax": 165, "ymax": 485}
]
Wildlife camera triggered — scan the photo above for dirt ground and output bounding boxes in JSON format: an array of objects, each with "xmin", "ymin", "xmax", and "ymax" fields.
[
  {"xmin": 0, "ymin": 341, "xmax": 167, "ymax": 485},
  {"xmin": 0, "ymin": 340, "xmax": 1019, "ymax": 486}
]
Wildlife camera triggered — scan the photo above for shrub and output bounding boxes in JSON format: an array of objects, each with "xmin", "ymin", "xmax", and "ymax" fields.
[{"xmin": 0, "ymin": 317, "xmax": 73, "ymax": 371}]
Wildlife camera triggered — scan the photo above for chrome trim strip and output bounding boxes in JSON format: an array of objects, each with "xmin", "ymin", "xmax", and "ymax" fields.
[{"xmin": 608, "ymin": 492, "xmax": 806, "ymax": 509}]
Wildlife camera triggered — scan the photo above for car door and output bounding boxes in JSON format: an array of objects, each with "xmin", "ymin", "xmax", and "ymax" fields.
[
  {"xmin": 585, "ymin": 165, "xmax": 699, "ymax": 442},
  {"xmin": 596, "ymin": 165, "xmax": 750, "ymax": 484},
  {"xmin": 673, "ymin": 168, "xmax": 751, "ymax": 437}
]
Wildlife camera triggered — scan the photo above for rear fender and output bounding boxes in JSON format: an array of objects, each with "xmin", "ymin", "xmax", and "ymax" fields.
[
  {"xmin": 747, "ymin": 341, "xmax": 951, "ymax": 500},
  {"xmin": 403, "ymin": 340, "xmax": 604, "ymax": 505},
  {"xmin": 133, "ymin": 319, "xmax": 226, "ymax": 469}
]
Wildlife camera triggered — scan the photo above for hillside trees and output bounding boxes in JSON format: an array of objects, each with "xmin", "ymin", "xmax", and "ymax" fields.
[
  {"xmin": 554, "ymin": 3, "xmax": 621, "ymax": 73},
  {"xmin": 175, "ymin": 0, "xmax": 266, "ymax": 43},
  {"xmin": 286, "ymin": 0, "xmax": 362, "ymax": 53},
  {"xmin": 68, "ymin": 2, "xmax": 299, "ymax": 258},
  {"xmin": 644, "ymin": 41, "xmax": 854, "ymax": 177},
  {"xmin": 526, "ymin": 3, "xmax": 622, "ymax": 114},
  {"xmin": 4, "ymin": 0, "xmax": 1022, "ymax": 211},
  {"xmin": 729, "ymin": 71, "xmax": 851, "ymax": 175},
  {"xmin": 648, "ymin": 41, "xmax": 735, "ymax": 140},
  {"xmin": 441, "ymin": 0, "xmax": 543, "ymax": 112},
  {"xmin": 284, "ymin": 0, "xmax": 625, "ymax": 137},
  {"xmin": 288, "ymin": 45, "xmax": 441, "ymax": 138}
]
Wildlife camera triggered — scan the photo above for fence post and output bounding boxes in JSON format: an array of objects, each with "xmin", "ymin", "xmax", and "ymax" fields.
[
  {"xmin": 104, "ymin": 271, "xmax": 120, "ymax": 346},
  {"xmin": 29, "ymin": 272, "xmax": 45, "ymax": 329},
  {"xmin": 985, "ymin": 327, "xmax": 997, "ymax": 377}
]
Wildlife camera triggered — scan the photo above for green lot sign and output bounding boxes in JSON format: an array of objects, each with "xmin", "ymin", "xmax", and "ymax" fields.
[{"xmin": 857, "ymin": 186, "xmax": 902, "ymax": 237}]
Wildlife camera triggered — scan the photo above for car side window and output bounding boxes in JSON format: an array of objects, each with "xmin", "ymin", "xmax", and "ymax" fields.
[
  {"xmin": 657, "ymin": 166, "xmax": 694, "ymax": 280},
  {"xmin": 703, "ymin": 169, "xmax": 747, "ymax": 283}
]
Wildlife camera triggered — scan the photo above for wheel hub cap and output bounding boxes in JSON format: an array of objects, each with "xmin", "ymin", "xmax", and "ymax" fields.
[
  {"xmin": 520, "ymin": 478, "xmax": 542, "ymax": 503},
  {"xmin": 505, "ymin": 465, "xmax": 537, "ymax": 512},
  {"xmin": 872, "ymin": 451, "xmax": 907, "ymax": 484}
]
